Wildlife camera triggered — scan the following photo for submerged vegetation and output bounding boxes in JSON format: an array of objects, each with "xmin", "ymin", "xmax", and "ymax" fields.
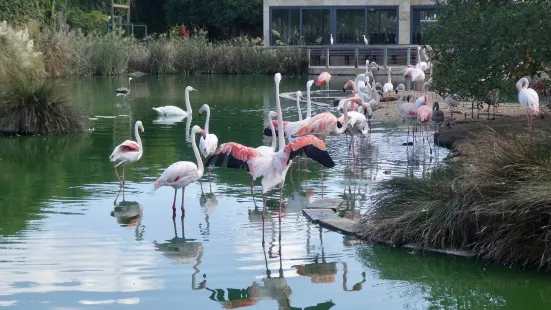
[
  {"xmin": 0, "ymin": 21, "xmax": 89, "ymax": 136},
  {"xmin": 360, "ymin": 128, "xmax": 551, "ymax": 271}
]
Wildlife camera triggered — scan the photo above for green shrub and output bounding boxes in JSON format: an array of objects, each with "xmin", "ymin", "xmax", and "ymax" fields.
[
  {"xmin": 67, "ymin": 9, "xmax": 109, "ymax": 34},
  {"xmin": 0, "ymin": 80, "xmax": 90, "ymax": 136},
  {"xmin": 360, "ymin": 128, "xmax": 551, "ymax": 270}
]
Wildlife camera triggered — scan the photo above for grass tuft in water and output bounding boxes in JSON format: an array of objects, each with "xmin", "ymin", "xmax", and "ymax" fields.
[{"xmin": 360, "ymin": 128, "xmax": 551, "ymax": 270}]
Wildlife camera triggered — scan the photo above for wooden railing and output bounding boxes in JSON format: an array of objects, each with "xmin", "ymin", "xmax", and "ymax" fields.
[{"xmin": 264, "ymin": 45, "xmax": 424, "ymax": 69}]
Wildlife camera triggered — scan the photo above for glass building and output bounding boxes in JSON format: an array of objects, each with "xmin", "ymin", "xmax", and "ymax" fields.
[{"xmin": 263, "ymin": 1, "xmax": 436, "ymax": 46}]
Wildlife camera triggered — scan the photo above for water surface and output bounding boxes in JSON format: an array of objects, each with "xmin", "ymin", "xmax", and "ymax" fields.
[{"xmin": 0, "ymin": 75, "xmax": 550, "ymax": 309}]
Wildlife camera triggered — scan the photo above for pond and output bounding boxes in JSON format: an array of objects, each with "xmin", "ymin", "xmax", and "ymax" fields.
[{"xmin": 0, "ymin": 75, "xmax": 550, "ymax": 309}]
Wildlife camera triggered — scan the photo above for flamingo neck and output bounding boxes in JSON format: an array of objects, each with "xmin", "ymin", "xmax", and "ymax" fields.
[
  {"xmin": 269, "ymin": 115, "xmax": 277, "ymax": 150},
  {"xmin": 191, "ymin": 130, "xmax": 204, "ymax": 178},
  {"xmin": 275, "ymin": 81, "xmax": 285, "ymax": 151},
  {"xmin": 185, "ymin": 89, "xmax": 192, "ymax": 113},
  {"xmin": 306, "ymin": 83, "xmax": 312, "ymax": 119},
  {"xmin": 134, "ymin": 123, "xmax": 143, "ymax": 154},
  {"xmin": 203, "ymin": 105, "xmax": 211, "ymax": 134},
  {"xmin": 296, "ymin": 96, "xmax": 303, "ymax": 121},
  {"xmin": 335, "ymin": 101, "xmax": 349, "ymax": 134},
  {"xmin": 397, "ymin": 89, "xmax": 404, "ymax": 107},
  {"xmin": 387, "ymin": 69, "xmax": 391, "ymax": 83},
  {"xmin": 351, "ymin": 81, "xmax": 357, "ymax": 96}
]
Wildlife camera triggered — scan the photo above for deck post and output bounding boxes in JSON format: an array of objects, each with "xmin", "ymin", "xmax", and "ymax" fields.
[
  {"xmin": 407, "ymin": 48, "xmax": 411, "ymax": 66},
  {"xmin": 307, "ymin": 48, "xmax": 311, "ymax": 68},
  {"xmin": 354, "ymin": 48, "xmax": 359, "ymax": 68},
  {"xmin": 383, "ymin": 47, "xmax": 388, "ymax": 68},
  {"xmin": 326, "ymin": 47, "xmax": 329, "ymax": 68}
]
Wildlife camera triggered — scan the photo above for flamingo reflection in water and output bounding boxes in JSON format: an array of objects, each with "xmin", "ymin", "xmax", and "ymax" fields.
[
  {"xmin": 293, "ymin": 225, "xmax": 366, "ymax": 291},
  {"xmin": 111, "ymin": 199, "xmax": 144, "ymax": 241},
  {"xmin": 153, "ymin": 217, "xmax": 204, "ymax": 266},
  {"xmin": 202, "ymin": 221, "xmax": 335, "ymax": 309}
]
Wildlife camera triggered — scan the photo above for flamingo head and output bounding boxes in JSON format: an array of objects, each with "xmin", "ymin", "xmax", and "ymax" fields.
[
  {"xmin": 198, "ymin": 104, "xmax": 208, "ymax": 115},
  {"xmin": 406, "ymin": 94, "xmax": 412, "ymax": 102},
  {"xmin": 136, "ymin": 120, "xmax": 144, "ymax": 133},
  {"xmin": 186, "ymin": 86, "xmax": 197, "ymax": 92},
  {"xmin": 433, "ymin": 102, "xmax": 440, "ymax": 111},
  {"xmin": 307, "ymin": 80, "xmax": 314, "ymax": 89},
  {"xmin": 296, "ymin": 90, "xmax": 303, "ymax": 99},
  {"xmin": 268, "ymin": 111, "xmax": 277, "ymax": 119},
  {"xmin": 275, "ymin": 73, "xmax": 282, "ymax": 85},
  {"xmin": 191, "ymin": 125, "xmax": 203, "ymax": 136},
  {"xmin": 128, "ymin": 77, "xmax": 133, "ymax": 81}
]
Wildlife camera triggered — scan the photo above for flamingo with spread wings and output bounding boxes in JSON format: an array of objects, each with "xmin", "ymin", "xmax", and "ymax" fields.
[
  {"xmin": 206, "ymin": 73, "xmax": 335, "ymax": 230},
  {"xmin": 109, "ymin": 120, "xmax": 144, "ymax": 190}
]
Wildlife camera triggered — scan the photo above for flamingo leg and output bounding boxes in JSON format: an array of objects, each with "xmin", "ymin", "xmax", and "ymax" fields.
[
  {"xmin": 113, "ymin": 161, "xmax": 124, "ymax": 187},
  {"xmin": 321, "ymin": 165, "xmax": 324, "ymax": 198},
  {"xmin": 122, "ymin": 167, "xmax": 125, "ymax": 188},
  {"xmin": 352, "ymin": 134, "xmax": 357, "ymax": 176},
  {"xmin": 181, "ymin": 187, "xmax": 185, "ymax": 217},
  {"xmin": 262, "ymin": 194, "xmax": 267, "ymax": 245},
  {"xmin": 172, "ymin": 189, "xmax": 177, "ymax": 218},
  {"xmin": 251, "ymin": 179, "xmax": 257, "ymax": 207},
  {"xmin": 279, "ymin": 185, "xmax": 283, "ymax": 218}
]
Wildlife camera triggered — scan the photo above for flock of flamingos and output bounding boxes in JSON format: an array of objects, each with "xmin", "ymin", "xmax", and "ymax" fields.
[{"xmin": 109, "ymin": 55, "xmax": 541, "ymax": 223}]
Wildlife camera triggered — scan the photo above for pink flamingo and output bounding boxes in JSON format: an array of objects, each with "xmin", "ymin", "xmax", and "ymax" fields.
[
  {"xmin": 516, "ymin": 77, "xmax": 540, "ymax": 131},
  {"xmin": 337, "ymin": 106, "xmax": 371, "ymax": 172},
  {"xmin": 404, "ymin": 67, "xmax": 425, "ymax": 99},
  {"xmin": 395, "ymin": 84, "xmax": 417, "ymax": 146},
  {"xmin": 109, "ymin": 120, "xmax": 144, "ymax": 189},
  {"xmin": 153, "ymin": 125, "xmax": 205, "ymax": 218},
  {"xmin": 316, "ymin": 72, "xmax": 332, "ymax": 91},
  {"xmin": 343, "ymin": 80, "xmax": 357, "ymax": 97},
  {"xmin": 417, "ymin": 102, "xmax": 433, "ymax": 154},
  {"xmin": 206, "ymin": 73, "xmax": 335, "ymax": 230},
  {"xmin": 292, "ymin": 98, "xmax": 350, "ymax": 141}
]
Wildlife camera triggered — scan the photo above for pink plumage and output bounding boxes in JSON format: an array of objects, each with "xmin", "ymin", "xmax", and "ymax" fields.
[
  {"xmin": 417, "ymin": 105, "xmax": 433, "ymax": 122},
  {"xmin": 316, "ymin": 72, "xmax": 332, "ymax": 87}
]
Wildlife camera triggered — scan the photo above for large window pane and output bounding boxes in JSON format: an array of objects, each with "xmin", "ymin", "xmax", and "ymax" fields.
[
  {"xmin": 302, "ymin": 9, "xmax": 330, "ymax": 45},
  {"xmin": 271, "ymin": 9, "xmax": 301, "ymax": 45},
  {"xmin": 336, "ymin": 9, "xmax": 365, "ymax": 44},
  {"xmin": 411, "ymin": 9, "xmax": 438, "ymax": 44},
  {"xmin": 367, "ymin": 9, "xmax": 397, "ymax": 44}
]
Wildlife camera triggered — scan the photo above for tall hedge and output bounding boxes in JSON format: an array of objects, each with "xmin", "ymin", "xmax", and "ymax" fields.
[{"xmin": 0, "ymin": 0, "xmax": 43, "ymax": 24}]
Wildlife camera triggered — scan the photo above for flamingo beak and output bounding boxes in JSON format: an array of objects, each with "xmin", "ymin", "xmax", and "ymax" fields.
[{"xmin": 343, "ymin": 87, "xmax": 346, "ymax": 93}]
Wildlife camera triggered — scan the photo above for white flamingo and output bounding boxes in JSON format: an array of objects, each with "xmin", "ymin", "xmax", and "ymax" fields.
[
  {"xmin": 516, "ymin": 77, "xmax": 540, "ymax": 131},
  {"xmin": 295, "ymin": 91, "xmax": 304, "ymax": 121},
  {"xmin": 153, "ymin": 125, "xmax": 205, "ymax": 218},
  {"xmin": 116, "ymin": 77, "xmax": 132, "ymax": 97},
  {"xmin": 198, "ymin": 104, "xmax": 219, "ymax": 176},
  {"xmin": 404, "ymin": 67, "xmax": 425, "ymax": 99},
  {"xmin": 153, "ymin": 86, "xmax": 196, "ymax": 116},
  {"xmin": 206, "ymin": 73, "xmax": 335, "ymax": 230},
  {"xmin": 395, "ymin": 84, "xmax": 417, "ymax": 145},
  {"xmin": 363, "ymin": 35, "xmax": 369, "ymax": 45},
  {"xmin": 383, "ymin": 68, "xmax": 394, "ymax": 98},
  {"xmin": 109, "ymin": 120, "xmax": 144, "ymax": 189}
]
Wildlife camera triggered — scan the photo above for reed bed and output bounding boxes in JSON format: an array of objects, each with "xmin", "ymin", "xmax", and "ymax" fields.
[
  {"xmin": 360, "ymin": 128, "xmax": 551, "ymax": 271},
  {"xmin": 36, "ymin": 29, "xmax": 308, "ymax": 76}
]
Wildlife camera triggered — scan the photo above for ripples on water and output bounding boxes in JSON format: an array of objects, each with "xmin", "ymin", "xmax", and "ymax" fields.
[{"xmin": 0, "ymin": 76, "xmax": 550, "ymax": 309}]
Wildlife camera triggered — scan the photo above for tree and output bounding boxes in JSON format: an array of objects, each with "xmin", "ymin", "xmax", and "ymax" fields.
[
  {"xmin": 164, "ymin": 0, "xmax": 262, "ymax": 39},
  {"xmin": 425, "ymin": 0, "xmax": 551, "ymax": 107}
]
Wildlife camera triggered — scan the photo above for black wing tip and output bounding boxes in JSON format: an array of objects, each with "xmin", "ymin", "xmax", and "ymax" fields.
[
  {"xmin": 333, "ymin": 99, "xmax": 340, "ymax": 106},
  {"xmin": 263, "ymin": 127, "xmax": 273, "ymax": 136},
  {"xmin": 337, "ymin": 121, "xmax": 342, "ymax": 129}
]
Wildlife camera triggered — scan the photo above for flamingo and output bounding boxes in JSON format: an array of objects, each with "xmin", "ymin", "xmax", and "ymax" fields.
[
  {"xmin": 153, "ymin": 125, "xmax": 205, "ymax": 218},
  {"xmin": 206, "ymin": 73, "xmax": 335, "ymax": 230},
  {"xmin": 316, "ymin": 72, "xmax": 332, "ymax": 91},
  {"xmin": 416, "ymin": 101, "xmax": 433, "ymax": 154},
  {"xmin": 403, "ymin": 67, "xmax": 425, "ymax": 99},
  {"xmin": 342, "ymin": 80, "xmax": 357, "ymax": 96},
  {"xmin": 116, "ymin": 77, "xmax": 132, "ymax": 97},
  {"xmin": 198, "ymin": 104, "xmax": 219, "ymax": 177},
  {"xmin": 109, "ymin": 120, "xmax": 144, "ymax": 189},
  {"xmin": 383, "ymin": 68, "xmax": 393, "ymax": 99},
  {"xmin": 337, "ymin": 105, "xmax": 370, "ymax": 171},
  {"xmin": 263, "ymin": 80, "xmax": 314, "ymax": 138},
  {"xmin": 291, "ymin": 97, "xmax": 351, "ymax": 141},
  {"xmin": 363, "ymin": 35, "xmax": 368, "ymax": 45},
  {"xmin": 414, "ymin": 82, "xmax": 429, "ymax": 108},
  {"xmin": 152, "ymin": 86, "xmax": 196, "ymax": 116},
  {"xmin": 444, "ymin": 92, "xmax": 461, "ymax": 122},
  {"xmin": 395, "ymin": 84, "xmax": 417, "ymax": 145},
  {"xmin": 295, "ymin": 91, "xmax": 303, "ymax": 121},
  {"xmin": 516, "ymin": 77, "xmax": 540, "ymax": 132},
  {"xmin": 416, "ymin": 46, "xmax": 430, "ymax": 72}
]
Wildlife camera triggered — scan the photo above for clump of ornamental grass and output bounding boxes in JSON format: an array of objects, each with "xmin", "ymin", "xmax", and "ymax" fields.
[
  {"xmin": 0, "ymin": 79, "xmax": 90, "ymax": 136},
  {"xmin": 360, "ymin": 127, "xmax": 551, "ymax": 271}
]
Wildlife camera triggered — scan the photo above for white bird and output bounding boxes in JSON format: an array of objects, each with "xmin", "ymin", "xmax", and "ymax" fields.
[
  {"xmin": 363, "ymin": 34, "xmax": 368, "ymax": 45},
  {"xmin": 295, "ymin": 90, "xmax": 303, "ymax": 121},
  {"xmin": 330, "ymin": 34, "xmax": 333, "ymax": 46},
  {"xmin": 152, "ymin": 86, "xmax": 196, "ymax": 116},
  {"xmin": 198, "ymin": 104, "xmax": 219, "ymax": 176},
  {"xmin": 516, "ymin": 77, "xmax": 540, "ymax": 131},
  {"xmin": 109, "ymin": 120, "xmax": 144, "ymax": 189},
  {"xmin": 395, "ymin": 84, "xmax": 417, "ymax": 144},
  {"xmin": 403, "ymin": 67, "xmax": 425, "ymax": 99},
  {"xmin": 383, "ymin": 68, "xmax": 394, "ymax": 98},
  {"xmin": 116, "ymin": 77, "xmax": 132, "ymax": 97},
  {"xmin": 153, "ymin": 125, "xmax": 205, "ymax": 218}
]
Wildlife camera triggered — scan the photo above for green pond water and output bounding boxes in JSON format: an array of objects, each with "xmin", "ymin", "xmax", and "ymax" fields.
[{"xmin": 0, "ymin": 75, "xmax": 550, "ymax": 310}]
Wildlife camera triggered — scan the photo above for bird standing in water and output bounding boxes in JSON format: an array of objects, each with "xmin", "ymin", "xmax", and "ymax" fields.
[{"xmin": 109, "ymin": 120, "xmax": 144, "ymax": 189}]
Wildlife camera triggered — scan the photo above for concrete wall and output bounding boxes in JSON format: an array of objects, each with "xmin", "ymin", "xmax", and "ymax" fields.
[{"xmin": 263, "ymin": 0, "xmax": 435, "ymax": 45}]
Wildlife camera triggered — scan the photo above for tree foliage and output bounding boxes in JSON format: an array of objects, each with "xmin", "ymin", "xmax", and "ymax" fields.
[
  {"xmin": 425, "ymin": 0, "xmax": 551, "ymax": 104},
  {"xmin": 164, "ymin": 0, "xmax": 262, "ymax": 39}
]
